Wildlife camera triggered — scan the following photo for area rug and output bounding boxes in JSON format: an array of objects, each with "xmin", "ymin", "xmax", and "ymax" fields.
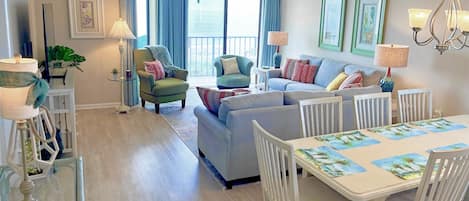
[{"xmin": 159, "ymin": 88, "xmax": 202, "ymax": 155}]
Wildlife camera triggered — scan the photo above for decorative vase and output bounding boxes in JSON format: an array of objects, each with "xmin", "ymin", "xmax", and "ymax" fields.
[
  {"xmin": 273, "ymin": 52, "xmax": 282, "ymax": 68},
  {"xmin": 112, "ymin": 73, "xmax": 119, "ymax": 80}
]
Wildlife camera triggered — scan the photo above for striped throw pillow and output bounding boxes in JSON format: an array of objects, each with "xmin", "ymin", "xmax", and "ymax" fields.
[
  {"xmin": 281, "ymin": 59, "xmax": 309, "ymax": 79},
  {"xmin": 144, "ymin": 60, "xmax": 165, "ymax": 80},
  {"xmin": 196, "ymin": 87, "xmax": 236, "ymax": 115},
  {"xmin": 291, "ymin": 62, "xmax": 318, "ymax": 83},
  {"xmin": 339, "ymin": 72, "xmax": 363, "ymax": 90}
]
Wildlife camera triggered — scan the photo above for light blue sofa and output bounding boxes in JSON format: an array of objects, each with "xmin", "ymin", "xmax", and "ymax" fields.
[
  {"xmin": 268, "ymin": 55, "xmax": 383, "ymax": 91},
  {"xmin": 194, "ymin": 85, "xmax": 382, "ymax": 188}
]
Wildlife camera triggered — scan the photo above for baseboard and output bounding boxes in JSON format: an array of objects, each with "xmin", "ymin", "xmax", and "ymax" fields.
[{"xmin": 76, "ymin": 102, "xmax": 121, "ymax": 110}]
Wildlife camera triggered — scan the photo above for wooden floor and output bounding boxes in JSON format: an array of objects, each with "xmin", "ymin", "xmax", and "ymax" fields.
[{"xmin": 76, "ymin": 108, "xmax": 262, "ymax": 201}]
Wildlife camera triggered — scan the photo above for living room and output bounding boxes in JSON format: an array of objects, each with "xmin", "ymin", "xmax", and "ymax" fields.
[{"xmin": 1, "ymin": 0, "xmax": 469, "ymax": 201}]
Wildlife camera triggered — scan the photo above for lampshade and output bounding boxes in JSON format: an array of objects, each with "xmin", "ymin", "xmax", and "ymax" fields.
[
  {"xmin": 408, "ymin": 9, "xmax": 432, "ymax": 28},
  {"xmin": 0, "ymin": 58, "xmax": 39, "ymax": 120},
  {"xmin": 374, "ymin": 44, "xmax": 409, "ymax": 68},
  {"xmin": 268, "ymin": 31, "xmax": 288, "ymax": 46},
  {"xmin": 109, "ymin": 18, "xmax": 136, "ymax": 40}
]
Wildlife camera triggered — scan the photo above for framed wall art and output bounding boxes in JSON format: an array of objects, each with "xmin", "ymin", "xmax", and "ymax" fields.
[
  {"xmin": 319, "ymin": 0, "xmax": 346, "ymax": 51},
  {"xmin": 68, "ymin": 0, "xmax": 105, "ymax": 38},
  {"xmin": 351, "ymin": 0, "xmax": 387, "ymax": 57}
]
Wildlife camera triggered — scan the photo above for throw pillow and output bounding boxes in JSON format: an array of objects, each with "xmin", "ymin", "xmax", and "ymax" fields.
[
  {"xmin": 144, "ymin": 60, "xmax": 165, "ymax": 80},
  {"xmin": 196, "ymin": 87, "xmax": 236, "ymax": 115},
  {"xmin": 221, "ymin": 57, "xmax": 240, "ymax": 75},
  {"xmin": 339, "ymin": 72, "xmax": 363, "ymax": 90},
  {"xmin": 281, "ymin": 59, "xmax": 309, "ymax": 79},
  {"xmin": 291, "ymin": 62, "xmax": 318, "ymax": 83},
  {"xmin": 326, "ymin": 72, "xmax": 348, "ymax": 91}
]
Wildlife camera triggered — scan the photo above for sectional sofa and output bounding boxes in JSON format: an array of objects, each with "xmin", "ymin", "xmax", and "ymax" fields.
[{"xmin": 194, "ymin": 55, "xmax": 385, "ymax": 188}]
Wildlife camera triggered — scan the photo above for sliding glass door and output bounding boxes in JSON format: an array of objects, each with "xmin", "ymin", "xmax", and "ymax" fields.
[{"xmin": 186, "ymin": 0, "xmax": 261, "ymax": 78}]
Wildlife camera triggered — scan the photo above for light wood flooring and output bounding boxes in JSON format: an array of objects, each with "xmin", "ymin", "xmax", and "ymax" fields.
[{"xmin": 76, "ymin": 108, "xmax": 262, "ymax": 201}]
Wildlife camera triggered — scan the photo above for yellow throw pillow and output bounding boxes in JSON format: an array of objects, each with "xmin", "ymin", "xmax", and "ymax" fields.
[{"xmin": 326, "ymin": 72, "xmax": 348, "ymax": 91}]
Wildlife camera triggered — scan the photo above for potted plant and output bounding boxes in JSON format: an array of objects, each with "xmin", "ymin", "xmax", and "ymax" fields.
[
  {"xmin": 44, "ymin": 45, "xmax": 86, "ymax": 83},
  {"xmin": 111, "ymin": 68, "xmax": 119, "ymax": 80}
]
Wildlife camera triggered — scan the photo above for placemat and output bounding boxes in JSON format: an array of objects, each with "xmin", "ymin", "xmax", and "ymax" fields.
[
  {"xmin": 427, "ymin": 143, "xmax": 469, "ymax": 153},
  {"xmin": 368, "ymin": 124, "xmax": 427, "ymax": 140},
  {"xmin": 411, "ymin": 118, "xmax": 466, "ymax": 133},
  {"xmin": 372, "ymin": 153, "xmax": 427, "ymax": 180},
  {"xmin": 315, "ymin": 131, "xmax": 380, "ymax": 150}
]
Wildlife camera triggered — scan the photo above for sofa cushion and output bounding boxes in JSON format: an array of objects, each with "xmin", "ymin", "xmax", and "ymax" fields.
[
  {"xmin": 344, "ymin": 65, "xmax": 383, "ymax": 86},
  {"xmin": 285, "ymin": 82, "xmax": 325, "ymax": 91},
  {"xmin": 334, "ymin": 85, "xmax": 382, "ymax": 101},
  {"xmin": 217, "ymin": 74, "xmax": 250, "ymax": 88},
  {"xmin": 315, "ymin": 59, "xmax": 348, "ymax": 87},
  {"xmin": 281, "ymin": 59, "xmax": 309, "ymax": 79},
  {"xmin": 284, "ymin": 91, "xmax": 335, "ymax": 105},
  {"xmin": 196, "ymin": 87, "xmax": 236, "ymax": 115},
  {"xmin": 291, "ymin": 62, "xmax": 318, "ymax": 83},
  {"xmin": 221, "ymin": 57, "xmax": 240, "ymax": 75},
  {"xmin": 153, "ymin": 78, "xmax": 189, "ymax": 96},
  {"xmin": 326, "ymin": 72, "xmax": 348, "ymax": 91},
  {"xmin": 269, "ymin": 78, "xmax": 296, "ymax": 91},
  {"xmin": 300, "ymin": 55, "xmax": 323, "ymax": 67},
  {"xmin": 339, "ymin": 72, "xmax": 363, "ymax": 90},
  {"xmin": 218, "ymin": 91, "xmax": 284, "ymax": 123}
]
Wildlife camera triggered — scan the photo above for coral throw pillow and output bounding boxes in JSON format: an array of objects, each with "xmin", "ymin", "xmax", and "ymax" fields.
[
  {"xmin": 326, "ymin": 72, "xmax": 348, "ymax": 91},
  {"xmin": 291, "ymin": 62, "xmax": 318, "ymax": 83},
  {"xmin": 196, "ymin": 87, "xmax": 236, "ymax": 115},
  {"xmin": 281, "ymin": 59, "xmax": 309, "ymax": 79},
  {"xmin": 221, "ymin": 57, "xmax": 240, "ymax": 75},
  {"xmin": 339, "ymin": 72, "xmax": 363, "ymax": 90},
  {"xmin": 144, "ymin": 60, "xmax": 165, "ymax": 80}
]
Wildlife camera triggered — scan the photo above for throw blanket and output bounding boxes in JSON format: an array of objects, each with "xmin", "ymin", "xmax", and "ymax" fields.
[
  {"xmin": 145, "ymin": 46, "xmax": 177, "ymax": 77},
  {"xmin": 0, "ymin": 71, "xmax": 49, "ymax": 108}
]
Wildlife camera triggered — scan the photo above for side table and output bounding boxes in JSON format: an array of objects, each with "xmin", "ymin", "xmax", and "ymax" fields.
[
  {"xmin": 0, "ymin": 157, "xmax": 84, "ymax": 201},
  {"xmin": 254, "ymin": 67, "xmax": 276, "ymax": 91}
]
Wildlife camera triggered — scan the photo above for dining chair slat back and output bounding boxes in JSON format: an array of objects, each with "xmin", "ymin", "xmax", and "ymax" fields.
[
  {"xmin": 353, "ymin": 92, "xmax": 392, "ymax": 130},
  {"xmin": 298, "ymin": 97, "xmax": 343, "ymax": 138},
  {"xmin": 398, "ymin": 89, "xmax": 432, "ymax": 123},
  {"xmin": 253, "ymin": 120, "xmax": 299, "ymax": 201},
  {"xmin": 415, "ymin": 148, "xmax": 469, "ymax": 201}
]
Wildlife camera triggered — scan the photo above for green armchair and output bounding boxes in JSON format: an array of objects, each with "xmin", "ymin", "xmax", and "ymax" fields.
[
  {"xmin": 213, "ymin": 55, "xmax": 254, "ymax": 89},
  {"xmin": 134, "ymin": 46, "xmax": 189, "ymax": 113}
]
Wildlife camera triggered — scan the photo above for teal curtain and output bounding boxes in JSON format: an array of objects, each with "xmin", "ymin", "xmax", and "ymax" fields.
[
  {"xmin": 259, "ymin": 0, "xmax": 281, "ymax": 66},
  {"xmin": 157, "ymin": 0, "xmax": 187, "ymax": 69}
]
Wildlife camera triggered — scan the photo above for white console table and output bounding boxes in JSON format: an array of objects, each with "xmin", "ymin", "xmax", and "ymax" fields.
[{"xmin": 44, "ymin": 73, "xmax": 77, "ymax": 157}]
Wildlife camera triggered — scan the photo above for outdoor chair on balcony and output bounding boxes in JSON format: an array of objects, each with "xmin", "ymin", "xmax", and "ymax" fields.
[
  {"xmin": 213, "ymin": 55, "xmax": 254, "ymax": 89},
  {"xmin": 134, "ymin": 46, "xmax": 189, "ymax": 114}
]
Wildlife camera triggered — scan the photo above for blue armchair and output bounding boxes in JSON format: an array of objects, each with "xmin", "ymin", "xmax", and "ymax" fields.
[{"xmin": 213, "ymin": 55, "xmax": 254, "ymax": 89}]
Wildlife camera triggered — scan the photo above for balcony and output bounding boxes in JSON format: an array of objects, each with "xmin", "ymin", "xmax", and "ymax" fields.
[{"xmin": 187, "ymin": 36, "xmax": 258, "ymax": 77}]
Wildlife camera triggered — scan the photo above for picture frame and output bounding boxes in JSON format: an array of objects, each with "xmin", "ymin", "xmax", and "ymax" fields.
[
  {"xmin": 68, "ymin": 0, "xmax": 105, "ymax": 39},
  {"xmin": 319, "ymin": 0, "xmax": 346, "ymax": 51},
  {"xmin": 351, "ymin": 0, "xmax": 387, "ymax": 57}
]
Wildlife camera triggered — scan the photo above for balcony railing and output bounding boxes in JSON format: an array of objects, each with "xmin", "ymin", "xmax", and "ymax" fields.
[{"xmin": 187, "ymin": 36, "xmax": 258, "ymax": 77}]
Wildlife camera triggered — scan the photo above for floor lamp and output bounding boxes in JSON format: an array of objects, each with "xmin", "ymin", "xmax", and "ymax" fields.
[
  {"xmin": 0, "ymin": 56, "xmax": 59, "ymax": 201},
  {"xmin": 109, "ymin": 18, "xmax": 136, "ymax": 113}
]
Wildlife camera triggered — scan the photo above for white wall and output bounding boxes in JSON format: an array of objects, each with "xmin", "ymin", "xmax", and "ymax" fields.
[{"xmin": 281, "ymin": 0, "xmax": 469, "ymax": 116}]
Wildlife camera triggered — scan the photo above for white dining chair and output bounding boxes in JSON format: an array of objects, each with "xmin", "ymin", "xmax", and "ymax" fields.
[
  {"xmin": 353, "ymin": 92, "xmax": 392, "ymax": 130},
  {"xmin": 252, "ymin": 120, "xmax": 348, "ymax": 201},
  {"xmin": 414, "ymin": 148, "xmax": 469, "ymax": 201},
  {"xmin": 398, "ymin": 89, "xmax": 432, "ymax": 123},
  {"xmin": 298, "ymin": 96, "xmax": 343, "ymax": 138}
]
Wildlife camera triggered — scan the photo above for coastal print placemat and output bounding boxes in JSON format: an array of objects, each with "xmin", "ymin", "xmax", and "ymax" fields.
[
  {"xmin": 427, "ymin": 143, "xmax": 469, "ymax": 153},
  {"xmin": 372, "ymin": 153, "xmax": 427, "ymax": 180},
  {"xmin": 296, "ymin": 146, "xmax": 366, "ymax": 178},
  {"xmin": 315, "ymin": 131, "xmax": 380, "ymax": 150},
  {"xmin": 411, "ymin": 118, "xmax": 467, "ymax": 133},
  {"xmin": 368, "ymin": 124, "xmax": 427, "ymax": 140}
]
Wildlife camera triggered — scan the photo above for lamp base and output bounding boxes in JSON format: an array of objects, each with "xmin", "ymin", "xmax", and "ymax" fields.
[
  {"xmin": 116, "ymin": 104, "xmax": 130, "ymax": 113},
  {"xmin": 379, "ymin": 77, "xmax": 394, "ymax": 92},
  {"xmin": 273, "ymin": 53, "xmax": 282, "ymax": 68}
]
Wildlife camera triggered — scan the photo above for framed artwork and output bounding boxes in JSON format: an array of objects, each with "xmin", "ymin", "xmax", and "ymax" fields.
[
  {"xmin": 351, "ymin": 0, "xmax": 387, "ymax": 57},
  {"xmin": 68, "ymin": 0, "xmax": 105, "ymax": 38},
  {"xmin": 319, "ymin": 0, "xmax": 346, "ymax": 51}
]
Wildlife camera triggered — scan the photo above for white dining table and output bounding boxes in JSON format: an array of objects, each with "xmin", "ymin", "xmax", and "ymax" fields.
[{"xmin": 288, "ymin": 115, "xmax": 469, "ymax": 201}]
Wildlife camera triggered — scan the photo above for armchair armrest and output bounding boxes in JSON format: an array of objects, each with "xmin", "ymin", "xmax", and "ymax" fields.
[
  {"xmin": 213, "ymin": 60, "xmax": 223, "ymax": 77},
  {"xmin": 267, "ymin": 69, "xmax": 282, "ymax": 78},
  {"xmin": 237, "ymin": 58, "xmax": 254, "ymax": 76},
  {"xmin": 166, "ymin": 65, "xmax": 188, "ymax": 81},
  {"xmin": 137, "ymin": 71, "xmax": 155, "ymax": 93}
]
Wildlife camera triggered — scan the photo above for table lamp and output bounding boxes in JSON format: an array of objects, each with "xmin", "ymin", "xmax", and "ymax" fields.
[
  {"xmin": 374, "ymin": 44, "xmax": 409, "ymax": 92},
  {"xmin": 268, "ymin": 31, "xmax": 288, "ymax": 68},
  {"xmin": 0, "ymin": 55, "xmax": 59, "ymax": 201},
  {"xmin": 109, "ymin": 18, "xmax": 136, "ymax": 113}
]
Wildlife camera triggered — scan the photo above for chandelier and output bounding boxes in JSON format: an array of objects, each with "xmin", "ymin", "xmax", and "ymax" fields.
[{"xmin": 408, "ymin": 0, "xmax": 469, "ymax": 54}]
